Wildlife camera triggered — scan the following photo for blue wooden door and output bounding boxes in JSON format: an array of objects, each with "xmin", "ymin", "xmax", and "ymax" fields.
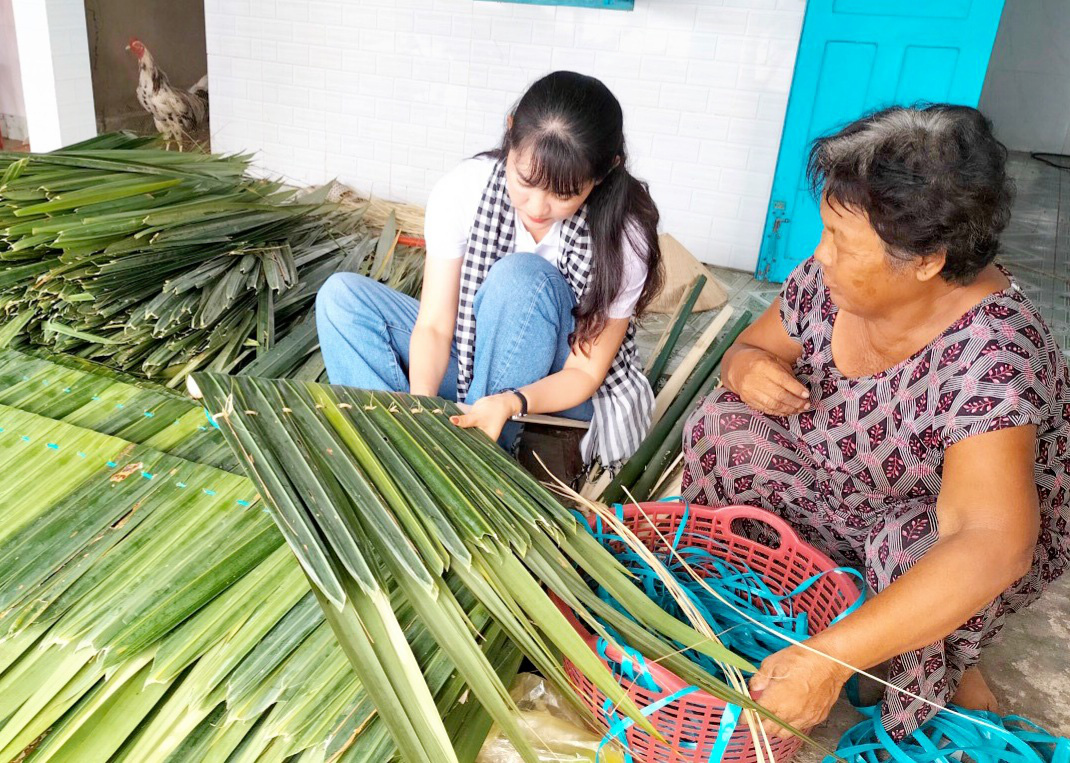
[{"xmin": 756, "ymin": 0, "xmax": 1006, "ymax": 283}]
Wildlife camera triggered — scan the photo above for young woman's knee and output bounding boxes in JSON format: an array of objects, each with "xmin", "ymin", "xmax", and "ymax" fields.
[
  {"xmin": 486, "ymin": 252, "xmax": 557, "ymax": 287},
  {"xmin": 479, "ymin": 253, "xmax": 570, "ymax": 308},
  {"xmin": 315, "ymin": 272, "xmax": 377, "ymax": 324}
]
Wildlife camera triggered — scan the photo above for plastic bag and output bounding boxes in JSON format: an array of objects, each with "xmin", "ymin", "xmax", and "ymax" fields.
[{"xmin": 477, "ymin": 673, "xmax": 625, "ymax": 763}]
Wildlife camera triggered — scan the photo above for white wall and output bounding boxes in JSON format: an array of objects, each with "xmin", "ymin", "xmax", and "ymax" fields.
[
  {"xmin": 980, "ymin": 0, "xmax": 1070, "ymax": 153},
  {"xmin": 206, "ymin": 0, "xmax": 804, "ymax": 271},
  {"xmin": 0, "ymin": 0, "xmax": 28, "ymax": 142},
  {"xmin": 10, "ymin": 0, "xmax": 97, "ymax": 151}
]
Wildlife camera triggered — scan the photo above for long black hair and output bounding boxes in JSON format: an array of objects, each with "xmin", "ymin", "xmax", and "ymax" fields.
[{"xmin": 485, "ymin": 71, "xmax": 663, "ymax": 349}]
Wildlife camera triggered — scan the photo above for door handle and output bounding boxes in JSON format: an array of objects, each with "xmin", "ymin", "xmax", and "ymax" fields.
[{"xmin": 771, "ymin": 217, "xmax": 791, "ymax": 236}]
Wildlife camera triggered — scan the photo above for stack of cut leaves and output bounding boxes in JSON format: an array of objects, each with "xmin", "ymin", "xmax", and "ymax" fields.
[
  {"xmin": 194, "ymin": 373, "xmax": 813, "ymax": 762},
  {"xmin": 0, "ymin": 347, "xmax": 517, "ymax": 762},
  {"xmin": 0, "ymin": 133, "xmax": 424, "ymax": 387}
]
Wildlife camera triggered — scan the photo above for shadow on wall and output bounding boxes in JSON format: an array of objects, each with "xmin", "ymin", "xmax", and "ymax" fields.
[{"xmin": 84, "ymin": 0, "xmax": 207, "ymax": 135}]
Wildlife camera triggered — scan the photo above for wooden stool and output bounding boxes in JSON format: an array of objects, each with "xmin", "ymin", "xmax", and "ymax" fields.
[{"xmin": 513, "ymin": 414, "xmax": 590, "ymax": 487}]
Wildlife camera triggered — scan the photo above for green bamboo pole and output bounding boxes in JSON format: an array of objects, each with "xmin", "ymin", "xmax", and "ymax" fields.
[
  {"xmin": 602, "ymin": 311, "xmax": 752, "ymax": 505},
  {"xmin": 644, "ymin": 274, "xmax": 706, "ymax": 389}
]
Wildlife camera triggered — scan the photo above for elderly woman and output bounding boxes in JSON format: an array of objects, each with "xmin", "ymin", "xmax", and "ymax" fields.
[{"xmin": 682, "ymin": 105, "xmax": 1069, "ymax": 740}]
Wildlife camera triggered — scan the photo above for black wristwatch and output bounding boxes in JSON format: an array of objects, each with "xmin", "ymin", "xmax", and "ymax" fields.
[{"xmin": 505, "ymin": 388, "xmax": 528, "ymax": 417}]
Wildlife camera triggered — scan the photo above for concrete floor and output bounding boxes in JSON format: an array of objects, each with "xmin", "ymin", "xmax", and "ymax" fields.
[{"xmin": 636, "ymin": 151, "xmax": 1070, "ymax": 755}]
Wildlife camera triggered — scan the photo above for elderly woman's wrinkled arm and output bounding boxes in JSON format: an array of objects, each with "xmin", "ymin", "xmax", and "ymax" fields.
[{"xmin": 749, "ymin": 424, "xmax": 1040, "ymax": 737}]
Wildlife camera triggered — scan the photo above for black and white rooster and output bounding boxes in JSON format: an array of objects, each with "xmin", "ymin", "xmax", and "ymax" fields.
[{"xmin": 126, "ymin": 37, "xmax": 209, "ymax": 147}]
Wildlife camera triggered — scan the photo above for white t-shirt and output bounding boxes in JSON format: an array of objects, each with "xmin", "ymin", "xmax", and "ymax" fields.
[{"xmin": 424, "ymin": 157, "xmax": 649, "ymax": 320}]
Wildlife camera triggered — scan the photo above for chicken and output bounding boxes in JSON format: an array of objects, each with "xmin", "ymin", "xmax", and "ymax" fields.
[{"xmin": 126, "ymin": 37, "xmax": 209, "ymax": 147}]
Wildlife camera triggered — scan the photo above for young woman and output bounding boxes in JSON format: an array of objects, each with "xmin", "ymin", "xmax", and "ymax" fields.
[{"xmin": 316, "ymin": 71, "xmax": 663, "ymax": 465}]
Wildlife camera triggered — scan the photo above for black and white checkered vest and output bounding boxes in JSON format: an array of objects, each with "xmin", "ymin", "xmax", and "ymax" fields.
[{"xmin": 454, "ymin": 159, "xmax": 654, "ymax": 467}]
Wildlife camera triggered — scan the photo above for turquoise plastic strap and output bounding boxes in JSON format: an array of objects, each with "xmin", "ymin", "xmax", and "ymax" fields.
[
  {"xmin": 596, "ymin": 638, "xmax": 660, "ymax": 694},
  {"xmin": 596, "ymin": 687, "xmax": 742, "ymax": 763},
  {"xmin": 708, "ymin": 702, "xmax": 742, "ymax": 761},
  {"xmin": 827, "ymin": 703, "xmax": 1069, "ymax": 763},
  {"xmin": 583, "ymin": 500, "xmax": 1065, "ymax": 763},
  {"xmin": 595, "ymin": 499, "xmax": 866, "ymax": 679},
  {"xmin": 597, "ymin": 687, "xmax": 698, "ymax": 762}
]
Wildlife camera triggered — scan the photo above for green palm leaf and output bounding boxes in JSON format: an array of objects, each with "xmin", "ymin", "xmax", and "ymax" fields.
[
  {"xmin": 0, "ymin": 135, "xmax": 425, "ymax": 388},
  {"xmin": 0, "ymin": 348, "xmax": 509, "ymax": 761},
  {"xmin": 194, "ymin": 373, "xmax": 813, "ymax": 761}
]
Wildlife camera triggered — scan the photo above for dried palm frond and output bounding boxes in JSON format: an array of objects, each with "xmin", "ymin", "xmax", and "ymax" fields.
[{"xmin": 325, "ymin": 180, "xmax": 427, "ymax": 236}]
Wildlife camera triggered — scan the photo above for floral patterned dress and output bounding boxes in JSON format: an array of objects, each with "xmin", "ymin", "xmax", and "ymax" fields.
[{"xmin": 681, "ymin": 258, "xmax": 1070, "ymax": 738}]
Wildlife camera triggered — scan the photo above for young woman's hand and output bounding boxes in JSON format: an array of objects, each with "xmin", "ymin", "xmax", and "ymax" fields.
[
  {"xmin": 449, "ymin": 393, "xmax": 521, "ymax": 442},
  {"xmin": 724, "ymin": 347, "xmax": 811, "ymax": 417},
  {"xmin": 747, "ymin": 645, "xmax": 852, "ymax": 739}
]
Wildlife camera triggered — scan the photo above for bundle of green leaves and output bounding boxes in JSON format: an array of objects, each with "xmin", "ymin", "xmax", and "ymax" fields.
[{"xmin": 0, "ymin": 133, "xmax": 424, "ymax": 387}]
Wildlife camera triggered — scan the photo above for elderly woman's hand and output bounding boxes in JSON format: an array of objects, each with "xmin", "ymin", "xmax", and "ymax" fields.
[
  {"xmin": 725, "ymin": 347, "xmax": 811, "ymax": 417},
  {"xmin": 748, "ymin": 645, "xmax": 852, "ymax": 738}
]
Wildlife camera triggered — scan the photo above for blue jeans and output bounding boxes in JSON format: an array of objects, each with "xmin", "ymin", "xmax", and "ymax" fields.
[{"xmin": 315, "ymin": 252, "xmax": 594, "ymax": 448}]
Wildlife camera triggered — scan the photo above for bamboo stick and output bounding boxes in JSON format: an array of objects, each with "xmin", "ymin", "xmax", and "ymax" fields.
[
  {"xmin": 601, "ymin": 312, "xmax": 751, "ymax": 505},
  {"xmin": 650, "ymin": 304, "xmax": 734, "ymax": 427},
  {"xmin": 580, "ymin": 469, "xmax": 614, "ymax": 501},
  {"xmin": 651, "ymin": 453, "xmax": 684, "ymax": 500},
  {"xmin": 643, "ymin": 275, "xmax": 705, "ymax": 383}
]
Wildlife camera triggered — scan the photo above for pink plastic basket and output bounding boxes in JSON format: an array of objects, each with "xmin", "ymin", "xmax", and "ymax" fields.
[{"xmin": 558, "ymin": 502, "xmax": 862, "ymax": 763}]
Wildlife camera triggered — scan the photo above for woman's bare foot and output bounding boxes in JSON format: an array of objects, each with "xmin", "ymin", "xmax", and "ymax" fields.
[{"xmin": 951, "ymin": 666, "xmax": 1000, "ymax": 712}]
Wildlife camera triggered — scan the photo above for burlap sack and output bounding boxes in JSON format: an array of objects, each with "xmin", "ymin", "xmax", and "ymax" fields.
[{"xmin": 648, "ymin": 234, "xmax": 728, "ymax": 313}]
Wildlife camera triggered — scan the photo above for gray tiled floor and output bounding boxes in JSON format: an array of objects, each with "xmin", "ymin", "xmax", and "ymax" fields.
[
  {"xmin": 636, "ymin": 151, "xmax": 1070, "ymax": 755},
  {"xmin": 633, "ymin": 267, "xmax": 779, "ymax": 376},
  {"xmin": 1000, "ymin": 152, "xmax": 1070, "ymax": 357}
]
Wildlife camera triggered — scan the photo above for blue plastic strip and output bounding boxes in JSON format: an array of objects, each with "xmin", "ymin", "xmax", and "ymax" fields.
[
  {"xmin": 587, "ymin": 499, "xmax": 871, "ymax": 761},
  {"xmin": 709, "ymin": 703, "xmax": 742, "ymax": 761},
  {"xmin": 827, "ymin": 702, "xmax": 1069, "ymax": 763},
  {"xmin": 587, "ymin": 502, "xmax": 866, "ymax": 679},
  {"xmin": 597, "ymin": 686, "xmax": 698, "ymax": 762}
]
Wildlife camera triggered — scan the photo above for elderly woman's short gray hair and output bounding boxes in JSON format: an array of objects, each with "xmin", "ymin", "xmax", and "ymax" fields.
[{"xmin": 807, "ymin": 105, "xmax": 1013, "ymax": 284}]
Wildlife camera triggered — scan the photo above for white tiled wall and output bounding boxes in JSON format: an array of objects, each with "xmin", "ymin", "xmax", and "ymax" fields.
[
  {"xmin": 0, "ymin": 0, "xmax": 28, "ymax": 142},
  {"xmin": 206, "ymin": 0, "xmax": 805, "ymax": 270},
  {"xmin": 10, "ymin": 0, "xmax": 97, "ymax": 151}
]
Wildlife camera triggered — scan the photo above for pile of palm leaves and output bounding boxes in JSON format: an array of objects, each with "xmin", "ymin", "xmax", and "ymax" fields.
[
  {"xmin": 0, "ymin": 348, "xmax": 809, "ymax": 762},
  {"xmin": 0, "ymin": 347, "xmax": 520, "ymax": 762},
  {"xmin": 0, "ymin": 135, "xmax": 811, "ymax": 761},
  {"xmin": 194, "ymin": 373, "xmax": 812, "ymax": 762},
  {"xmin": 0, "ymin": 133, "xmax": 424, "ymax": 387}
]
